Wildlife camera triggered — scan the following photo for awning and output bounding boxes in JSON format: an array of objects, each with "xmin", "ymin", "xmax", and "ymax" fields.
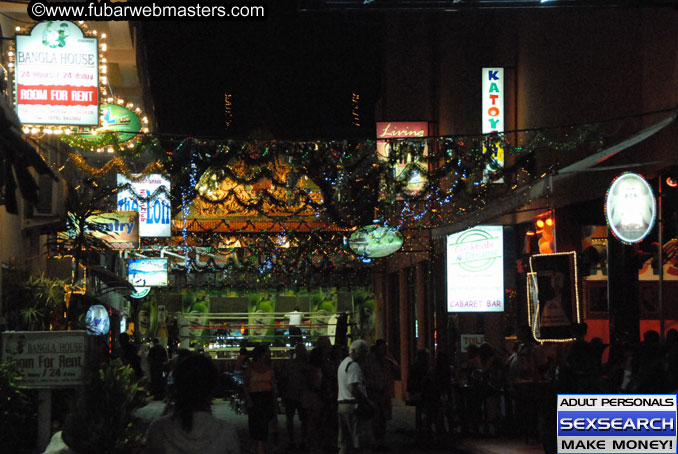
[
  {"xmin": 432, "ymin": 111, "xmax": 678, "ymax": 239},
  {"xmin": 87, "ymin": 265, "xmax": 135, "ymax": 293}
]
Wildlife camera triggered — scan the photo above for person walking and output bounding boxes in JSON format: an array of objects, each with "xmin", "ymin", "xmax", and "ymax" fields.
[
  {"xmin": 364, "ymin": 339, "xmax": 399, "ymax": 450},
  {"xmin": 144, "ymin": 353, "xmax": 240, "ymax": 454},
  {"xmin": 244, "ymin": 344, "xmax": 277, "ymax": 454},
  {"xmin": 148, "ymin": 338, "xmax": 169, "ymax": 400},
  {"xmin": 337, "ymin": 339, "xmax": 372, "ymax": 454},
  {"xmin": 281, "ymin": 343, "xmax": 309, "ymax": 450}
]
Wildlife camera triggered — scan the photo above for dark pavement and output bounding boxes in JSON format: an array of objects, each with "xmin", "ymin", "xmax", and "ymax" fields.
[{"xmin": 134, "ymin": 399, "xmax": 545, "ymax": 454}]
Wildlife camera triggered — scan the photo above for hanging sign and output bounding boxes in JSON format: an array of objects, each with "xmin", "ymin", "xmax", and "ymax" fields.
[
  {"xmin": 605, "ymin": 172, "xmax": 656, "ymax": 245},
  {"xmin": 376, "ymin": 122, "xmax": 429, "ymax": 198},
  {"xmin": 117, "ymin": 174, "xmax": 171, "ymax": 237},
  {"xmin": 130, "ymin": 286, "xmax": 150, "ymax": 299},
  {"xmin": 482, "ymin": 68, "xmax": 505, "ymax": 181},
  {"xmin": 348, "ymin": 224, "xmax": 404, "ymax": 258},
  {"xmin": 529, "ymin": 252, "xmax": 581, "ymax": 342},
  {"xmin": 85, "ymin": 304, "xmax": 110, "ymax": 336},
  {"xmin": 79, "ymin": 104, "xmax": 142, "ymax": 143},
  {"xmin": 1, "ymin": 331, "xmax": 87, "ymax": 388},
  {"xmin": 59, "ymin": 211, "xmax": 139, "ymax": 250},
  {"xmin": 447, "ymin": 226, "xmax": 504, "ymax": 312},
  {"xmin": 14, "ymin": 21, "xmax": 99, "ymax": 126},
  {"xmin": 127, "ymin": 258, "xmax": 168, "ymax": 287}
]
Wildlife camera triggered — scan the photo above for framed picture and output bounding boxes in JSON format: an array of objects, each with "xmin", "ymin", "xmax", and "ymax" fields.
[{"xmin": 583, "ymin": 279, "xmax": 608, "ymax": 319}]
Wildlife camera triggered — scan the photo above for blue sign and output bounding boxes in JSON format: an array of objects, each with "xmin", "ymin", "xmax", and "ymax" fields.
[{"xmin": 557, "ymin": 394, "xmax": 677, "ymax": 453}]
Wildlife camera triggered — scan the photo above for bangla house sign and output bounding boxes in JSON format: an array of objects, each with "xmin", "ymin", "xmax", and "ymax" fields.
[
  {"xmin": 14, "ymin": 21, "xmax": 99, "ymax": 126},
  {"xmin": 376, "ymin": 122, "xmax": 429, "ymax": 198}
]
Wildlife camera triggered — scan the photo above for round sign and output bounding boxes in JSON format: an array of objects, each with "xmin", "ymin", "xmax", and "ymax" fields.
[
  {"xmin": 130, "ymin": 286, "xmax": 150, "ymax": 299},
  {"xmin": 86, "ymin": 304, "xmax": 110, "ymax": 336},
  {"xmin": 348, "ymin": 224, "xmax": 403, "ymax": 258},
  {"xmin": 79, "ymin": 104, "xmax": 142, "ymax": 144},
  {"xmin": 605, "ymin": 172, "xmax": 656, "ymax": 244}
]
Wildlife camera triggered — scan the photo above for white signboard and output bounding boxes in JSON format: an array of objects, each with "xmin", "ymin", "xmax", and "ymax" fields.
[
  {"xmin": 605, "ymin": 172, "xmax": 656, "ymax": 245},
  {"xmin": 128, "ymin": 258, "xmax": 168, "ymax": 287},
  {"xmin": 117, "ymin": 174, "xmax": 171, "ymax": 237},
  {"xmin": 447, "ymin": 226, "xmax": 504, "ymax": 312},
  {"xmin": 482, "ymin": 68, "xmax": 504, "ymax": 134},
  {"xmin": 1, "ymin": 331, "xmax": 87, "ymax": 388},
  {"xmin": 15, "ymin": 21, "xmax": 99, "ymax": 126},
  {"xmin": 460, "ymin": 334, "xmax": 485, "ymax": 352}
]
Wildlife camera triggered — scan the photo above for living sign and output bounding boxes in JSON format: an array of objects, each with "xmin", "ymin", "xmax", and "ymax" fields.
[{"xmin": 1, "ymin": 331, "xmax": 87, "ymax": 388}]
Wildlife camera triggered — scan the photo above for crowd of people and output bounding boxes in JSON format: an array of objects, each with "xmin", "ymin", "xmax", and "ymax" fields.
[{"xmin": 44, "ymin": 324, "xmax": 678, "ymax": 454}]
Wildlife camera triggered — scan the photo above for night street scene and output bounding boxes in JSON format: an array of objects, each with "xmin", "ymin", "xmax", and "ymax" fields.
[{"xmin": 1, "ymin": 1, "xmax": 678, "ymax": 453}]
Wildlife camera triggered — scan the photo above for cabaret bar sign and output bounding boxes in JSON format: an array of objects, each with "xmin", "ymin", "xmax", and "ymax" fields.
[
  {"xmin": 482, "ymin": 68, "xmax": 504, "ymax": 134},
  {"xmin": 14, "ymin": 21, "xmax": 99, "ymax": 126}
]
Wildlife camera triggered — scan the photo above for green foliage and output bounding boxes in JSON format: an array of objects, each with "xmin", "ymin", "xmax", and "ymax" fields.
[
  {"xmin": 2, "ymin": 268, "xmax": 67, "ymax": 331},
  {"xmin": 62, "ymin": 359, "xmax": 152, "ymax": 454},
  {"xmin": 0, "ymin": 361, "xmax": 38, "ymax": 451}
]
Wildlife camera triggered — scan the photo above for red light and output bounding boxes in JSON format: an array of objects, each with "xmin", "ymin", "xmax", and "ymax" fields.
[
  {"xmin": 667, "ymin": 177, "xmax": 678, "ymax": 188},
  {"xmin": 536, "ymin": 219, "xmax": 545, "ymax": 228}
]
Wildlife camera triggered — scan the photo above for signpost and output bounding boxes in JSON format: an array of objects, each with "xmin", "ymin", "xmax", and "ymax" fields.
[{"xmin": 1, "ymin": 331, "xmax": 87, "ymax": 450}]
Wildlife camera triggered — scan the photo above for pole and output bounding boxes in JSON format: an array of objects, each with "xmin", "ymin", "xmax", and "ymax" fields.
[
  {"xmin": 38, "ymin": 389, "xmax": 52, "ymax": 451},
  {"xmin": 658, "ymin": 177, "xmax": 665, "ymax": 340}
]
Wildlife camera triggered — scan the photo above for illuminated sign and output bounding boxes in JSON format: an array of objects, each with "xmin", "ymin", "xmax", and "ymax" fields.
[
  {"xmin": 60, "ymin": 211, "xmax": 139, "ymax": 250},
  {"xmin": 447, "ymin": 226, "xmax": 504, "ymax": 312},
  {"xmin": 605, "ymin": 172, "xmax": 656, "ymax": 245},
  {"xmin": 128, "ymin": 258, "xmax": 168, "ymax": 287},
  {"xmin": 14, "ymin": 21, "xmax": 99, "ymax": 126},
  {"xmin": 528, "ymin": 252, "xmax": 581, "ymax": 342},
  {"xmin": 482, "ymin": 68, "xmax": 504, "ymax": 134},
  {"xmin": 117, "ymin": 174, "xmax": 171, "ymax": 237},
  {"xmin": 79, "ymin": 104, "xmax": 141, "ymax": 143},
  {"xmin": 348, "ymin": 224, "xmax": 403, "ymax": 258},
  {"xmin": 130, "ymin": 287, "xmax": 150, "ymax": 299},
  {"xmin": 85, "ymin": 304, "xmax": 110, "ymax": 336},
  {"xmin": 376, "ymin": 122, "xmax": 428, "ymax": 198}
]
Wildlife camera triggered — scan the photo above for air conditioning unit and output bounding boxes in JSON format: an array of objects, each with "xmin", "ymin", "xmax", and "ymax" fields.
[{"xmin": 21, "ymin": 148, "xmax": 66, "ymax": 230}]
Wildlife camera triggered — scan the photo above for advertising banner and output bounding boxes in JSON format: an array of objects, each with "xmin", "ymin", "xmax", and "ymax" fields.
[
  {"xmin": 15, "ymin": 21, "xmax": 99, "ymax": 126},
  {"xmin": 529, "ymin": 252, "xmax": 580, "ymax": 341},
  {"xmin": 557, "ymin": 394, "xmax": 677, "ymax": 453},
  {"xmin": 248, "ymin": 291, "xmax": 276, "ymax": 338},
  {"xmin": 447, "ymin": 226, "xmax": 504, "ymax": 312},
  {"xmin": 117, "ymin": 174, "xmax": 171, "ymax": 237},
  {"xmin": 1, "ymin": 331, "xmax": 87, "ymax": 388}
]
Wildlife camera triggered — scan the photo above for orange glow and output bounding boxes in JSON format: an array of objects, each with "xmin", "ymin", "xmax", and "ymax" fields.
[
  {"xmin": 526, "ymin": 230, "xmax": 536, "ymax": 236},
  {"xmin": 546, "ymin": 218, "xmax": 554, "ymax": 227},
  {"xmin": 667, "ymin": 177, "xmax": 678, "ymax": 188},
  {"xmin": 536, "ymin": 219, "xmax": 545, "ymax": 228}
]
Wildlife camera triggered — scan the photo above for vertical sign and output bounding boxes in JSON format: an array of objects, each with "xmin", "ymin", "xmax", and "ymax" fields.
[
  {"xmin": 482, "ymin": 68, "xmax": 504, "ymax": 134},
  {"xmin": 447, "ymin": 226, "xmax": 504, "ymax": 312},
  {"xmin": 15, "ymin": 21, "xmax": 99, "ymax": 126},
  {"xmin": 376, "ymin": 122, "xmax": 429, "ymax": 198},
  {"xmin": 117, "ymin": 174, "xmax": 171, "ymax": 237}
]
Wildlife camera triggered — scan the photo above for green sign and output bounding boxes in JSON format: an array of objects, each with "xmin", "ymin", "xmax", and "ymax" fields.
[
  {"xmin": 79, "ymin": 104, "xmax": 142, "ymax": 144},
  {"xmin": 348, "ymin": 224, "xmax": 403, "ymax": 258}
]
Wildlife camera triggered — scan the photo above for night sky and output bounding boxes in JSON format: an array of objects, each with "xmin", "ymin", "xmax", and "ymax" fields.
[{"xmin": 142, "ymin": 11, "xmax": 380, "ymax": 140}]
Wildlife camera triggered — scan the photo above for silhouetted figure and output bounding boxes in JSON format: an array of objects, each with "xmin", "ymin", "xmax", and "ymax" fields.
[
  {"xmin": 145, "ymin": 353, "xmax": 240, "ymax": 454},
  {"xmin": 244, "ymin": 345, "xmax": 277, "ymax": 454},
  {"xmin": 281, "ymin": 343, "xmax": 309, "ymax": 450},
  {"xmin": 148, "ymin": 338, "xmax": 169, "ymax": 400},
  {"xmin": 119, "ymin": 333, "xmax": 142, "ymax": 378},
  {"xmin": 407, "ymin": 348, "xmax": 433, "ymax": 436},
  {"xmin": 364, "ymin": 339, "xmax": 399, "ymax": 449}
]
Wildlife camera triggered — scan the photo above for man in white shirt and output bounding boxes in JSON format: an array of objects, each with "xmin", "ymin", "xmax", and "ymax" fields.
[
  {"xmin": 337, "ymin": 339, "xmax": 371, "ymax": 454},
  {"xmin": 286, "ymin": 306, "xmax": 303, "ymax": 346}
]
